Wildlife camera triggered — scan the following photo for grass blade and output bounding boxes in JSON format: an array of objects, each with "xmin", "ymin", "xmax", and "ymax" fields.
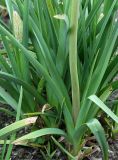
[
  {"xmin": 0, "ymin": 117, "xmax": 37, "ymax": 138},
  {"xmin": 74, "ymin": 119, "xmax": 108, "ymax": 160},
  {"xmin": 87, "ymin": 119, "xmax": 108, "ymax": 160},
  {"xmin": 13, "ymin": 128, "xmax": 66, "ymax": 144},
  {"xmin": 89, "ymin": 95, "xmax": 118, "ymax": 123},
  {"xmin": 69, "ymin": 0, "xmax": 80, "ymax": 122},
  {"xmin": 0, "ymin": 86, "xmax": 17, "ymax": 111},
  {"xmin": 5, "ymin": 87, "xmax": 23, "ymax": 159}
]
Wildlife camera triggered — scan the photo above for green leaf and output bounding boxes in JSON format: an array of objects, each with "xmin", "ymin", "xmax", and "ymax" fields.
[
  {"xmin": 0, "ymin": 86, "xmax": 17, "ymax": 111},
  {"xmin": 69, "ymin": 0, "xmax": 80, "ymax": 122},
  {"xmin": 0, "ymin": 117, "xmax": 37, "ymax": 138},
  {"xmin": 74, "ymin": 119, "xmax": 108, "ymax": 160},
  {"xmin": 5, "ymin": 87, "xmax": 23, "ymax": 159},
  {"xmin": 5, "ymin": 0, "xmax": 13, "ymax": 22},
  {"xmin": 13, "ymin": 128, "xmax": 66, "ymax": 144},
  {"xmin": 52, "ymin": 136, "xmax": 76, "ymax": 160},
  {"xmin": 87, "ymin": 119, "xmax": 108, "ymax": 160},
  {"xmin": 89, "ymin": 95, "xmax": 118, "ymax": 123},
  {"xmin": 0, "ymin": 71, "xmax": 45, "ymax": 104}
]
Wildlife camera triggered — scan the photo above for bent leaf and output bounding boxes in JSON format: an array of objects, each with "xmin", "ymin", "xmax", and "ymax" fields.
[
  {"xmin": 89, "ymin": 95, "xmax": 118, "ymax": 123},
  {"xmin": 13, "ymin": 128, "xmax": 66, "ymax": 145},
  {"xmin": 0, "ymin": 117, "xmax": 37, "ymax": 138},
  {"xmin": 74, "ymin": 119, "xmax": 108, "ymax": 160}
]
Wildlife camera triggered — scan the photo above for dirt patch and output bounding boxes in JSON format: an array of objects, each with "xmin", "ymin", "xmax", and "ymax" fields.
[
  {"xmin": 88, "ymin": 139, "xmax": 118, "ymax": 160},
  {"xmin": 0, "ymin": 107, "xmax": 118, "ymax": 160}
]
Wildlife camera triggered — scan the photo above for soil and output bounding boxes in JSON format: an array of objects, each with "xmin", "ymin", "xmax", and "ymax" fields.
[
  {"xmin": 89, "ymin": 139, "xmax": 118, "ymax": 160},
  {"xmin": 0, "ymin": 105, "xmax": 66, "ymax": 160},
  {"xmin": 0, "ymin": 105, "xmax": 118, "ymax": 160}
]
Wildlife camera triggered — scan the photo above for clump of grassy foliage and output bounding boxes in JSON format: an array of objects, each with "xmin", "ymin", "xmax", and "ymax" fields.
[{"xmin": 0, "ymin": 0, "xmax": 118, "ymax": 159}]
